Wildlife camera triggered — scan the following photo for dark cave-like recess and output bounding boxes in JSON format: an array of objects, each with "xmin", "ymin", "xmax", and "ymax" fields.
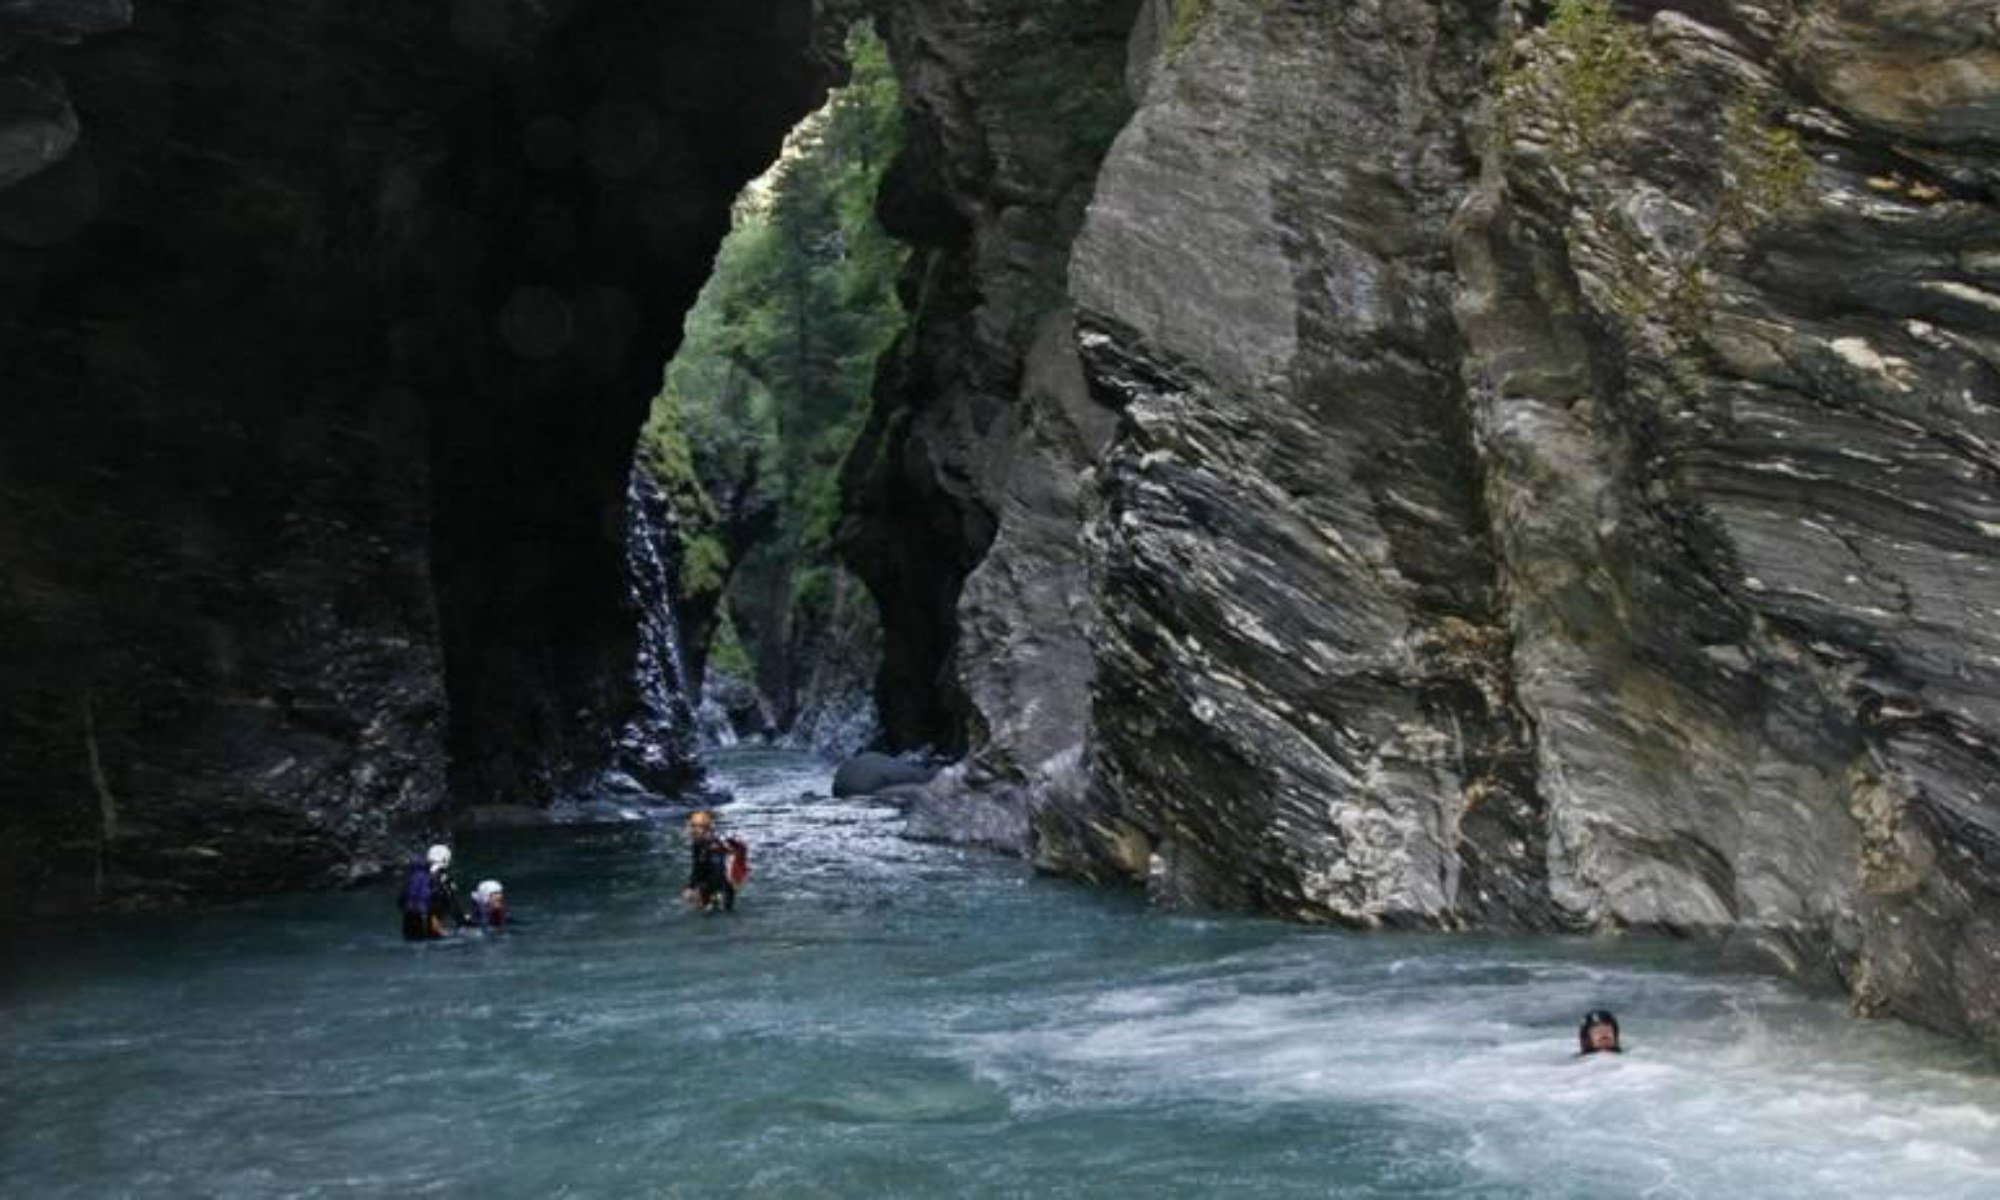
[{"xmin": 0, "ymin": 0, "xmax": 829, "ymax": 913}]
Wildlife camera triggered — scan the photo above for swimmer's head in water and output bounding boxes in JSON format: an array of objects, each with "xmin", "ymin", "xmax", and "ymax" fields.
[{"xmin": 1579, "ymin": 1009, "xmax": 1621, "ymax": 1054}]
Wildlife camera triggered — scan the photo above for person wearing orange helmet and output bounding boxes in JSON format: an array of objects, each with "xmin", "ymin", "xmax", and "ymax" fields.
[{"xmin": 681, "ymin": 810, "xmax": 736, "ymax": 913}]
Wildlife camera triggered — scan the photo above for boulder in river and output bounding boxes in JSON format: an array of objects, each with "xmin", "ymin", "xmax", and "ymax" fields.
[{"xmin": 832, "ymin": 752, "xmax": 939, "ymax": 797}]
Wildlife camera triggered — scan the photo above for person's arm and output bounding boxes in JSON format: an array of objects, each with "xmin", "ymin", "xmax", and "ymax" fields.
[{"xmin": 441, "ymin": 876, "xmax": 472, "ymax": 926}]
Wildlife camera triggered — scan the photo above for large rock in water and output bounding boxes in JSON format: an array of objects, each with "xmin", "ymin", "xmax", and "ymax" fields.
[
  {"xmin": 832, "ymin": 752, "xmax": 937, "ymax": 798},
  {"xmin": 0, "ymin": 1, "xmax": 826, "ymax": 912},
  {"xmin": 1053, "ymin": 0, "xmax": 2000, "ymax": 1046}
]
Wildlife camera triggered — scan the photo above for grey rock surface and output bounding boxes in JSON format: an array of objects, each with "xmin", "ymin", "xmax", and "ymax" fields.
[
  {"xmin": 1071, "ymin": 0, "xmax": 1548, "ymax": 928},
  {"xmin": 831, "ymin": 751, "xmax": 938, "ymax": 798},
  {"xmin": 896, "ymin": 762, "xmax": 1034, "ymax": 853},
  {"xmin": 845, "ymin": 0, "xmax": 1134, "ymax": 763},
  {"xmin": 1047, "ymin": 0, "xmax": 2000, "ymax": 1046},
  {"xmin": 781, "ymin": 568, "xmax": 884, "ymax": 760}
]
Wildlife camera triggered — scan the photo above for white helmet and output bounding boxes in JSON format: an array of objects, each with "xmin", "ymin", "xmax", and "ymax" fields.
[
  {"xmin": 426, "ymin": 843, "xmax": 452, "ymax": 869},
  {"xmin": 473, "ymin": 880, "xmax": 503, "ymax": 904}
]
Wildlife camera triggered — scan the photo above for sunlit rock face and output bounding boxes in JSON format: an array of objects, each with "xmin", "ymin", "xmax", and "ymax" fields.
[
  {"xmin": 0, "ymin": 0, "xmax": 824, "ymax": 912},
  {"xmin": 1066, "ymin": 0, "xmax": 2000, "ymax": 1045},
  {"xmin": 1070, "ymin": 0, "xmax": 1551, "ymax": 928}
]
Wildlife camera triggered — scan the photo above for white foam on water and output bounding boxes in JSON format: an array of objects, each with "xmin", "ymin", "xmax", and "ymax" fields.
[{"xmin": 950, "ymin": 941, "xmax": 2000, "ymax": 1198}]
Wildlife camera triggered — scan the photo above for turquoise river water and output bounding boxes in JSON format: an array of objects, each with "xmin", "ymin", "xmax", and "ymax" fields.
[{"xmin": 7, "ymin": 748, "xmax": 2000, "ymax": 1198}]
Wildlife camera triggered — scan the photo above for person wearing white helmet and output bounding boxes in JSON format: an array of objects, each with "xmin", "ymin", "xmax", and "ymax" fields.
[
  {"xmin": 397, "ymin": 842, "xmax": 468, "ymax": 939},
  {"xmin": 471, "ymin": 879, "xmax": 509, "ymax": 931}
]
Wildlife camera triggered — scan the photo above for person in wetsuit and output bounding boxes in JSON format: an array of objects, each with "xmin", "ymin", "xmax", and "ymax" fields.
[
  {"xmin": 1578, "ymin": 1009, "xmax": 1622, "ymax": 1055},
  {"xmin": 427, "ymin": 844, "xmax": 470, "ymax": 935},
  {"xmin": 399, "ymin": 843, "xmax": 469, "ymax": 940},
  {"xmin": 681, "ymin": 810, "xmax": 735, "ymax": 913},
  {"xmin": 471, "ymin": 879, "xmax": 508, "ymax": 930}
]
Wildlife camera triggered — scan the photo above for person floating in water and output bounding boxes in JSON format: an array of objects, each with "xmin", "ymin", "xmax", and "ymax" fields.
[
  {"xmin": 399, "ymin": 843, "xmax": 468, "ymax": 940},
  {"xmin": 471, "ymin": 879, "xmax": 508, "ymax": 931},
  {"xmin": 1578, "ymin": 1009, "xmax": 1622, "ymax": 1055},
  {"xmin": 681, "ymin": 810, "xmax": 744, "ymax": 914}
]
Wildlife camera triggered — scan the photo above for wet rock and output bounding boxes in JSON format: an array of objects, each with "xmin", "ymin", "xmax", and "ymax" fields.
[
  {"xmin": 782, "ymin": 570, "xmax": 884, "ymax": 759},
  {"xmin": 896, "ymin": 764, "xmax": 1034, "ymax": 853},
  {"xmin": 832, "ymin": 752, "xmax": 939, "ymax": 798},
  {"xmin": 700, "ymin": 668, "xmax": 777, "ymax": 745}
]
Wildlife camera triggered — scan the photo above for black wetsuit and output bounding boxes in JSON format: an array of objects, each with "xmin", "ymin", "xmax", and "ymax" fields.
[
  {"xmin": 400, "ymin": 868, "xmax": 466, "ymax": 939},
  {"xmin": 687, "ymin": 834, "xmax": 735, "ymax": 911},
  {"xmin": 429, "ymin": 869, "xmax": 467, "ymax": 932}
]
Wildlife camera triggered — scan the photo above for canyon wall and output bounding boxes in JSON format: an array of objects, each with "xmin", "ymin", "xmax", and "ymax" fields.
[
  {"xmin": 0, "ymin": 0, "xmax": 826, "ymax": 911},
  {"xmin": 879, "ymin": 0, "xmax": 2000, "ymax": 1047}
]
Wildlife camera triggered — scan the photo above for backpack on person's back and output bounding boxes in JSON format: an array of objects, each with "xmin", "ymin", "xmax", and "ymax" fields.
[{"xmin": 399, "ymin": 858, "xmax": 432, "ymax": 916}]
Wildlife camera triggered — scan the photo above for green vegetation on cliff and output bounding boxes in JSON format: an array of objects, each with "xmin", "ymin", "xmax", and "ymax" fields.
[
  {"xmin": 638, "ymin": 22, "xmax": 905, "ymax": 719},
  {"xmin": 1167, "ymin": 0, "xmax": 1211, "ymax": 58},
  {"xmin": 1547, "ymin": 0, "xmax": 1647, "ymax": 140}
]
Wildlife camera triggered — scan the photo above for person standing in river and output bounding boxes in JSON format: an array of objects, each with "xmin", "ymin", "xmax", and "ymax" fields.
[
  {"xmin": 398, "ymin": 843, "xmax": 469, "ymax": 939},
  {"xmin": 681, "ymin": 810, "xmax": 736, "ymax": 913}
]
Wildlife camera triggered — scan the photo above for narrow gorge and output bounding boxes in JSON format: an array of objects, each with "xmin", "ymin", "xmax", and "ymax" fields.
[
  {"xmin": 1, "ymin": 0, "xmax": 831, "ymax": 905},
  {"xmin": 7, "ymin": 0, "xmax": 2000, "ymax": 1061}
]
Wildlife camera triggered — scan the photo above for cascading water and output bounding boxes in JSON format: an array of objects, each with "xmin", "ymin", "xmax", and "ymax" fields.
[{"xmin": 610, "ymin": 466, "xmax": 701, "ymax": 794}]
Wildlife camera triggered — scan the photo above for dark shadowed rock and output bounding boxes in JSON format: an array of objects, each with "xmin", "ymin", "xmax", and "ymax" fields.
[
  {"xmin": 843, "ymin": 0, "xmax": 1136, "ymax": 759},
  {"xmin": 0, "ymin": 0, "xmax": 828, "ymax": 913}
]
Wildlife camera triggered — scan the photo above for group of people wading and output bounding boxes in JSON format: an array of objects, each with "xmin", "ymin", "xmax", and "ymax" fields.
[
  {"xmin": 391, "ymin": 807, "xmax": 1622, "ymax": 1057},
  {"xmin": 397, "ymin": 810, "xmax": 748, "ymax": 940},
  {"xmin": 397, "ymin": 844, "xmax": 508, "ymax": 940}
]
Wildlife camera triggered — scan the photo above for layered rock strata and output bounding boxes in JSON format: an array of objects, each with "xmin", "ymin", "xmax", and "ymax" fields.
[
  {"xmin": 1054, "ymin": 0, "xmax": 2000, "ymax": 1045},
  {"xmin": 0, "ymin": 0, "xmax": 824, "ymax": 911},
  {"xmin": 1069, "ymin": 0, "xmax": 1551, "ymax": 926}
]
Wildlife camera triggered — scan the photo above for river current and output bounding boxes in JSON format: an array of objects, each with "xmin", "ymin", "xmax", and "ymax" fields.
[{"xmin": 7, "ymin": 748, "xmax": 2000, "ymax": 1197}]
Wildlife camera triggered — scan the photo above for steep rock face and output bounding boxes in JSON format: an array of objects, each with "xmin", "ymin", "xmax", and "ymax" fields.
[
  {"xmin": 1066, "ymin": 0, "xmax": 2000, "ymax": 1044},
  {"xmin": 0, "ymin": 0, "xmax": 824, "ymax": 912},
  {"xmin": 1464, "ymin": 0, "xmax": 2000, "ymax": 1041},
  {"xmin": 850, "ymin": 0, "xmax": 1131, "ymax": 780},
  {"xmin": 1070, "ymin": 0, "xmax": 1550, "ymax": 925}
]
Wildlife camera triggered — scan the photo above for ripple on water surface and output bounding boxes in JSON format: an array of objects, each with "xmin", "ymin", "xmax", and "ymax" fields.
[{"xmin": 5, "ymin": 747, "xmax": 2000, "ymax": 1198}]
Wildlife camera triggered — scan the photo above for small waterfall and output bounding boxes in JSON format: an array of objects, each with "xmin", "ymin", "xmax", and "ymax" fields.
[{"xmin": 612, "ymin": 466, "xmax": 700, "ymax": 794}]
